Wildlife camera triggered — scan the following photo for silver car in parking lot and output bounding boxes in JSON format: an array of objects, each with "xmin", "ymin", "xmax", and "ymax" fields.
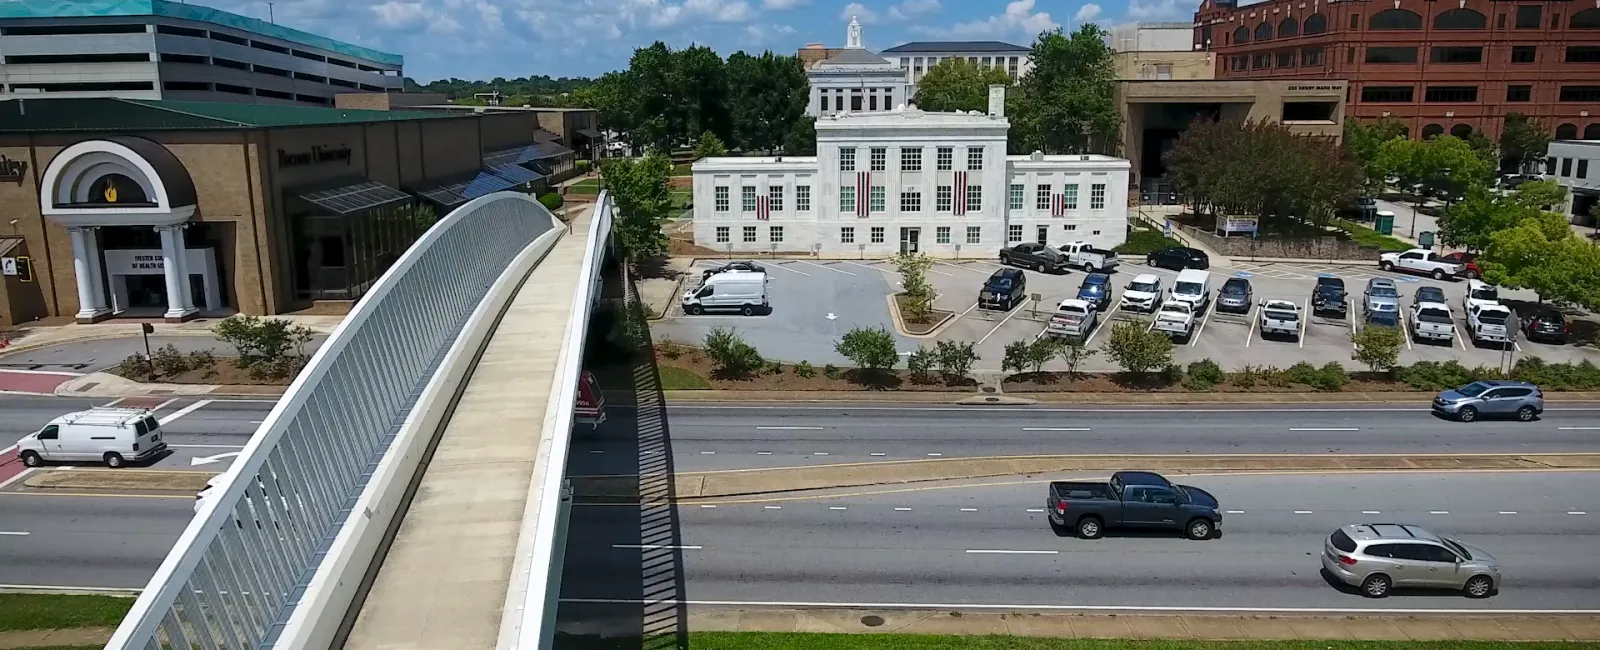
[{"xmin": 1321, "ymin": 523, "xmax": 1500, "ymax": 599}]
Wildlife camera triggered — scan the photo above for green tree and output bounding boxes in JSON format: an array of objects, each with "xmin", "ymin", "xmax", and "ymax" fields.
[
  {"xmin": 703, "ymin": 327, "xmax": 763, "ymax": 376},
  {"xmin": 624, "ymin": 42, "xmax": 690, "ymax": 153},
  {"xmin": 835, "ymin": 326, "xmax": 900, "ymax": 372},
  {"xmin": 933, "ymin": 340, "xmax": 979, "ymax": 380},
  {"xmin": 725, "ymin": 51, "xmax": 809, "ymax": 153},
  {"xmin": 600, "ymin": 153, "xmax": 673, "ymax": 261},
  {"xmin": 1102, "ymin": 321, "xmax": 1173, "ymax": 374},
  {"xmin": 1481, "ymin": 215, "xmax": 1600, "ymax": 309},
  {"xmin": 1499, "ymin": 113, "xmax": 1552, "ymax": 174},
  {"xmin": 676, "ymin": 45, "xmax": 732, "ymax": 145},
  {"xmin": 212, "ymin": 315, "xmax": 314, "ymax": 368},
  {"xmin": 1343, "ymin": 117, "xmax": 1409, "ymax": 190},
  {"xmin": 905, "ymin": 345, "xmax": 936, "ymax": 381},
  {"xmin": 1056, "ymin": 339, "xmax": 1096, "ymax": 378},
  {"xmin": 1164, "ymin": 118, "xmax": 1362, "ymax": 226},
  {"xmin": 693, "ymin": 131, "xmax": 727, "ymax": 158},
  {"xmin": 1351, "ymin": 324, "xmax": 1403, "ymax": 373},
  {"xmin": 783, "ymin": 116, "xmax": 817, "ymax": 155},
  {"xmin": 1008, "ymin": 25, "xmax": 1121, "ymax": 155},
  {"xmin": 1001, "ymin": 340, "xmax": 1033, "ymax": 374},
  {"xmin": 893, "ymin": 253, "xmax": 936, "ymax": 322},
  {"xmin": 1438, "ymin": 180, "xmax": 1569, "ymax": 251},
  {"xmin": 911, "ymin": 58, "xmax": 1013, "ymax": 113}
]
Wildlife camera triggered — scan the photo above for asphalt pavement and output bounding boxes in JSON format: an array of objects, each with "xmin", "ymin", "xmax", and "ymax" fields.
[
  {"xmin": 570, "ymin": 403, "xmax": 1600, "ymax": 473},
  {"xmin": 558, "ymin": 472, "xmax": 1600, "ymax": 612},
  {"xmin": 0, "ymin": 335, "xmax": 326, "ymax": 373},
  {"xmin": 0, "ymin": 495, "xmax": 193, "ymax": 588}
]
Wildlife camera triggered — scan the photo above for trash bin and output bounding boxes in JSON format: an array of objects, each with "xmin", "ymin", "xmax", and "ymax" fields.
[
  {"xmin": 1374, "ymin": 210, "xmax": 1396, "ymax": 235},
  {"xmin": 1419, "ymin": 231, "xmax": 1435, "ymax": 248}
]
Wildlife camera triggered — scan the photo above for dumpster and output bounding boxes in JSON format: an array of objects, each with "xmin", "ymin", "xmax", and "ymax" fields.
[
  {"xmin": 1419, "ymin": 231, "xmax": 1435, "ymax": 248},
  {"xmin": 1374, "ymin": 210, "xmax": 1396, "ymax": 235}
]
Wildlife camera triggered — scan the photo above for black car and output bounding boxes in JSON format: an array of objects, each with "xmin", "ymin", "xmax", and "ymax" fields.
[
  {"xmin": 1146, "ymin": 246, "xmax": 1209, "ymax": 271},
  {"xmin": 702, "ymin": 261, "xmax": 764, "ymax": 280},
  {"xmin": 1414, "ymin": 285, "xmax": 1448, "ymax": 305},
  {"xmin": 979, "ymin": 268, "xmax": 1026, "ymax": 311},
  {"xmin": 1311, "ymin": 277, "xmax": 1348, "ymax": 317},
  {"xmin": 1522, "ymin": 306, "xmax": 1569, "ymax": 344}
]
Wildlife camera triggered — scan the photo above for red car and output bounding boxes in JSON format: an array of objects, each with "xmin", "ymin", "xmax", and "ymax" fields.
[{"xmin": 1439, "ymin": 252, "xmax": 1481, "ymax": 280}]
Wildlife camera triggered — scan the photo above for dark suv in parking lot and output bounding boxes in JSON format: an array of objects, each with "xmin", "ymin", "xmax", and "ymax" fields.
[
  {"xmin": 1521, "ymin": 306, "xmax": 1569, "ymax": 344},
  {"xmin": 979, "ymin": 268, "xmax": 1027, "ymax": 310},
  {"xmin": 1311, "ymin": 277, "xmax": 1348, "ymax": 318}
]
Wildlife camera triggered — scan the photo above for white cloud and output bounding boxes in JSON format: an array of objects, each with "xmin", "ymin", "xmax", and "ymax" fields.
[
  {"xmin": 888, "ymin": 0, "xmax": 940, "ymax": 21},
  {"xmin": 371, "ymin": 1, "xmax": 428, "ymax": 28},
  {"xmin": 742, "ymin": 21, "xmax": 798, "ymax": 43},
  {"xmin": 909, "ymin": 0, "xmax": 1058, "ymax": 40},
  {"xmin": 1126, "ymin": 0, "xmax": 1189, "ymax": 21},
  {"xmin": 761, "ymin": 0, "xmax": 806, "ymax": 8},
  {"xmin": 840, "ymin": 2, "xmax": 877, "ymax": 23},
  {"xmin": 1074, "ymin": 3, "xmax": 1102, "ymax": 23}
]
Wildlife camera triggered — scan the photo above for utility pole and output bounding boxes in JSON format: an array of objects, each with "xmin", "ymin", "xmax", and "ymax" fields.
[{"xmin": 267, "ymin": 2, "xmax": 275, "ymax": 23}]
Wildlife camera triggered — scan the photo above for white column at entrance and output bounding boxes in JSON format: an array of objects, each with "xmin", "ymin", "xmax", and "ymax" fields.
[
  {"xmin": 84, "ymin": 228, "xmax": 108, "ymax": 312},
  {"xmin": 158, "ymin": 225, "xmax": 197, "ymax": 320},
  {"xmin": 68, "ymin": 227, "xmax": 110, "ymax": 321},
  {"xmin": 171, "ymin": 225, "xmax": 196, "ymax": 312}
]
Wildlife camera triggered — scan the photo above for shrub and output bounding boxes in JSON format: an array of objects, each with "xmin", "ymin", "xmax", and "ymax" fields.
[
  {"xmin": 538, "ymin": 193, "xmax": 564, "ymax": 211},
  {"xmin": 1262, "ymin": 365, "xmax": 1291, "ymax": 388},
  {"xmin": 213, "ymin": 316, "xmax": 314, "ymax": 369},
  {"xmin": 1510, "ymin": 357, "xmax": 1600, "ymax": 390},
  {"xmin": 906, "ymin": 346, "xmax": 935, "ymax": 381},
  {"xmin": 1025, "ymin": 339, "xmax": 1060, "ymax": 373},
  {"xmin": 794, "ymin": 360, "xmax": 816, "ymax": 378},
  {"xmin": 151, "ymin": 344, "xmax": 193, "ymax": 376},
  {"xmin": 1284, "ymin": 362, "xmax": 1321, "ymax": 386},
  {"xmin": 1160, "ymin": 363, "xmax": 1185, "ymax": 386},
  {"xmin": 1231, "ymin": 365, "xmax": 1264, "ymax": 389},
  {"xmin": 835, "ymin": 327, "xmax": 900, "ymax": 372},
  {"xmin": 656, "ymin": 336, "xmax": 686, "ymax": 359},
  {"xmin": 187, "ymin": 349, "xmax": 217, "ymax": 375},
  {"xmin": 1396, "ymin": 360, "xmax": 1474, "ymax": 390},
  {"xmin": 1184, "ymin": 359, "xmax": 1225, "ymax": 390},
  {"xmin": 703, "ymin": 327, "xmax": 763, "ymax": 376},
  {"xmin": 1103, "ymin": 321, "xmax": 1173, "ymax": 374},
  {"xmin": 116, "ymin": 354, "xmax": 154, "ymax": 382},
  {"xmin": 247, "ymin": 356, "xmax": 306, "ymax": 381},
  {"xmin": 1001, "ymin": 340, "xmax": 1033, "ymax": 374},
  {"xmin": 763, "ymin": 359, "xmax": 784, "ymax": 375},
  {"xmin": 1056, "ymin": 340, "xmax": 1096, "ymax": 378},
  {"xmin": 1350, "ymin": 324, "xmax": 1403, "ymax": 373},
  {"xmin": 933, "ymin": 340, "xmax": 978, "ymax": 380},
  {"xmin": 1309, "ymin": 362, "xmax": 1350, "ymax": 391},
  {"xmin": 823, "ymin": 364, "xmax": 842, "ymax": 380},
  {"xmin": 893, "ymin": 253, "xmax": 936, "ymax": 322}
]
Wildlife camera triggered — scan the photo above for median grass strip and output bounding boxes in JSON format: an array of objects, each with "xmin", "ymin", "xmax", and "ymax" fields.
[
  {"xmin": 1332, "ymin": 218, "xmax": 1413, "ymax": 253},
  {"xmin": 658, "ymin": 365, "xmax": 711, "ymax": 390},
  {"xmin": 556, "ymin": 634, "xmax": 1596, "ymax": 649},
  {"xmin": 0, "ymin": 594, "xmax": 131, "ymax": 633},
  {"xmin": 23, "ymin": 469, "xmax": 214, "ymax": 492}
]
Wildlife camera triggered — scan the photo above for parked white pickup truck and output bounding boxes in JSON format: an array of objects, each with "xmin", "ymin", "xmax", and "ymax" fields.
[
  {"xmin": 1258, "ymin": 299, "xmax": 1302, "ymax": 339},
  {"xmin": 1058, "ymin": 241, "xmax": 1119, "ymax": 273},
  {"xmin": 1409, "ymin": 301, "xmax": 1457, "ymax": 343},
  {"xmin": 1045, "ymin": 299, "xmax": 1099, "ymax": 339},
  {"xmin": 1379, "ymin": 248, "xmax": 1464, "ymax": 280},
  {"xmin": 1467, "ymin": 303, "xmax": 1514, "ymax": 345},
  {"xmin": 1152, "ymin": 301, "xmax": 1196, "ymax": 339}
]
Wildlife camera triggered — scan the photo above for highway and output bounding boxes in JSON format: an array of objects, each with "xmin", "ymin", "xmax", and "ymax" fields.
[
  {"xmin": 558, "ymin": 472, "xmax": 1600, "ymax": 612},
  {"xmin": 575, "ymin": 402, "xmax": 1600, "ymax": 472}
]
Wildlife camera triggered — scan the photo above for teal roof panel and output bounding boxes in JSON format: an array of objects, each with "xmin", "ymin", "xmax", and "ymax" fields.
[{"xmin": 0, "ymin": 0, "xmax": 403, "ymax": 66}]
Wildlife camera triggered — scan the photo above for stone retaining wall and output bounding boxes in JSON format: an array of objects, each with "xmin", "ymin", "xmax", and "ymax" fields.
[{"xmin": 1177, "ymin": 223, "xmax": 1382, "ymax": 260}]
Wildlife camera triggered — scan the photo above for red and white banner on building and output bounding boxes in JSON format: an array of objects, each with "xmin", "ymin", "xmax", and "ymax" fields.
[
  {"xmin": 756, "ymin": 195, "xmax": 769, "ymax": 220},
  {"xmin": 953, "ymin": 171, "xmax": 968, "ymax": 216},
  {"xmin": 856, "ymin": 172, "xmax": 870, "ymax": 217},
  {"xmin": 1052, "ymin": 193, "xmax": 1066, "ymax": 217}
]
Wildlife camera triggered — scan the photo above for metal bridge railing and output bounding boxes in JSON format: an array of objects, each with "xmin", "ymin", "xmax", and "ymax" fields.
[{"xmin": 106, "ymin": 192, "xmax": 561, "ymax": 650}]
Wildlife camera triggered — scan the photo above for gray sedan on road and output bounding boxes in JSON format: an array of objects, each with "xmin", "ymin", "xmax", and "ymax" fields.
[{"xmin": 1322, "ymin": 523, "xmax": 1500, "ymax": 599}]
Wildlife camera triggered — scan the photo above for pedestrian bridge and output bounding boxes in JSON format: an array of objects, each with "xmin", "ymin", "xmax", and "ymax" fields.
[{"xmin": 105, "ymin": 190, "xmax": 616, "ymax": 650}]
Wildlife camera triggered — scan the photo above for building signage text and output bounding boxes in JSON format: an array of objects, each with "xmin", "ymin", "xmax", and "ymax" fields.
[
  {"xmin": 277, "ymin": 145, "xmax": 353, "ymax": 168},
  {"xmin": 0, "ymin": 155, "xmax": 28, "ymax": 183},
  {"xmin": 1285, "ymin": 85, "xmax": 1339, "ymax": 91},
  {"xmin": 129, "ymin": 254, "xmax": 165, "ymax": 271}
]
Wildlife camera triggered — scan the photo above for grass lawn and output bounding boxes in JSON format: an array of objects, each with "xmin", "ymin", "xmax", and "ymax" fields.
[
  {"xmin": 569, "ymin": 178, "xmax": 601, "ymax": 193},
  {"xmin": 557, "ymin": 633, "xmax": 1591, "ymax": 650},
  {"xmin": 0, "ymin": 593, "xmax": 133, "ymax": 632},
  {"xmin": 1332, "ymin": 218, "xmax": 1414, "ymax": 253},
  {"xmin": 1114, "ymin": 229, "xmax": 1182, "ymax": 256},
  {"xmin": 657, "ymin": 365, "xmax": 711, "ymax": 389},
  {"xmin": 673, "ymin": 162, "xmax": 694, "ymax": 176}
]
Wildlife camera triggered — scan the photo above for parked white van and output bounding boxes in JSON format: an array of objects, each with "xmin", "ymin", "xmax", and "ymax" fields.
[
  {"xmin": 1170, "ymin": 269, "xmax": 1212, "ymax": 311},
  {"xmin": 16, "ymin": 407, "xmax": 167, "ymax": 468},
  {"xmin": 682, "ymin": 271, "xmax": 769, "ymax": 316}
]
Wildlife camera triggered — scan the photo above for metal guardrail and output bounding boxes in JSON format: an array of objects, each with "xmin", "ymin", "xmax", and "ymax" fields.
[
  {"xmin": 501, "ymin": 191, "xmax": 614, "ymax": 650},
  {"xmin": 106, "ymin": 193, "xmax": 562, "ymax": 650}
]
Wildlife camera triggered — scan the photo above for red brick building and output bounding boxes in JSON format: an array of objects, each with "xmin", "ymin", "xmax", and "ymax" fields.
[{"xmin": 1193, "ymin": 0, "xmax": 1600, "ymax": 142}]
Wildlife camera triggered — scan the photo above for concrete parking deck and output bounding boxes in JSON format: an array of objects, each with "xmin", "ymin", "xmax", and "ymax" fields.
[{"xmin": 342, "ymin": 211, "xmax": 591, "ymax": 650}]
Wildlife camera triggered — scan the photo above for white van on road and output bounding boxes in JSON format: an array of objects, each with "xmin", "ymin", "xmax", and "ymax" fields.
[
  {"xmin": 682, "ymin": 271, "xmax": 770, "ymax": 316},
  {"xmin": 16, "ymin": 407, "xmax": 168, "ymax": 468}
]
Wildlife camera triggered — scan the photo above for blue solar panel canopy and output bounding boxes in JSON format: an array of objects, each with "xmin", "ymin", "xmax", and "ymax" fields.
[
  {"xmin": 527, "ymin": 141, "xmax": 575, "ymax": 160},
  {"xmin": 481, "ymin": 147, "xmax": 525, "ymax": 167},
  {"xmin": 298, "ymin": 180, "xmax": 411, "ymax": 215},
  {"xmin": 416, "ymin": 170, "xmax": 516, "ymax": 208},
  {"xmin": 488, "ymin": 163, "xmax": 544, "ymax": 185}
]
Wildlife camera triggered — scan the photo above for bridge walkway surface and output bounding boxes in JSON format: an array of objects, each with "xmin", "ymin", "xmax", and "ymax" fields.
[{"xmin": 343, "ymin": 208, "xmax": 593, "ymax": 650}]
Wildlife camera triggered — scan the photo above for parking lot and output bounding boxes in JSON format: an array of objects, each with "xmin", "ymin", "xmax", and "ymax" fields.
[{"xmin": 653, "ymin": 256, "xmax": 1600, "ymax": 373}]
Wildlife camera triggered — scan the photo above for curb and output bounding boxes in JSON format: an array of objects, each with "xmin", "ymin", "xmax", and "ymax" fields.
[{"xmin": 886, "ymin": 293, "xmax": 956, "ymax": 339}]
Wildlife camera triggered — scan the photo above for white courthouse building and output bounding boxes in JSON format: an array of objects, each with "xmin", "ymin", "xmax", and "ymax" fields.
[{"xmin": 692, "ymin": 87, "xmax": 1132, "ymax": 258}]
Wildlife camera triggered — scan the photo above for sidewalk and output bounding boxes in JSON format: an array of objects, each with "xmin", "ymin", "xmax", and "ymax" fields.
[
  {"xmin": 678, "ymin": 607, "xmax": 1600, "ymax": 641},
  {"xmin": 0, "ymin": 627, "xmax": 115, "ymax": 650},
  {"xmin": 0, "ymin": 314, "xmax": 343, "ymax": 358}
]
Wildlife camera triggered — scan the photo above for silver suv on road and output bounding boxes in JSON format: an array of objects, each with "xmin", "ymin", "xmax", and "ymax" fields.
[
  {"xmin": 1432, "ymin": 380, "xmax": 1544, "ymax": 422},
  {"xmin": 1321, "ymin": 523, "xmax": 1500, "ymax": 599}
]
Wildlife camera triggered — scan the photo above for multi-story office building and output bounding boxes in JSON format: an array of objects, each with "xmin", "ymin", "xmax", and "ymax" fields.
[
  {"xmin": 884, "ymin": 40, "xmax": 1033, "ymax": 100},
  {"xmin": 1110, "ymin": 22, "xmax": 1216, "ymax": 80},
  {"xmin": 1546, "ymin": 139, "xmax": 1600, "ymax": 225},
  {"xmin": 1193, "ymin": 0, "xmax": 1600, "ymax": 141},
  {"xmin": 801, "ymin": 18, "xmax": 1032, "ymax": 117},
  {"xmin": 0, "ymin": 0, "xmax": 403, "ymax": 107},
  {"xmin": 695, "ymin": 86, "xmax": 1132, "ymax": 257}
]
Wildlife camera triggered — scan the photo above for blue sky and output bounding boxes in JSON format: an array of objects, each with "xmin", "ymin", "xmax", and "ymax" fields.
[{"xmin": 199, "ymin": 0, "xmax": 1194, "ymax": 82}]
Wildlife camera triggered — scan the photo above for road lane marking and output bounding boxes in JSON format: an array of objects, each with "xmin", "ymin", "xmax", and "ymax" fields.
[
  {"xmin": 959, "ymin": 508, "xmax": 978, "ymax": 512},
  {"xmin": 813, "ymin": 452, "xmax": 829, "ymax": 456},
  {"xmin": 699, "ymin": 505, "xmax": 717, "ymax": 508},
  {"xmin": 157, "ymin": 399, "xmax": 214, "ymax": 426},
  {"xmin": 700, "ymin": 451, "xmax": 716, "ymax": 455},
  {"xmin": 167, "ymin": 444, "xmax": 245, "ymax": 449},
  {"xmin": 1560, "ymin": 427, "xmax": 1600, "ymax": 431},
  {"xmin": 612, "ymin": 544, "xmax": 701, "ymax": 550},
  {"xmin": 926, "ymin": 453, "xmax": 942, "ymax": 457},
  {"xmin": 1499, "ymin": 511, "xmax": 1517, "ymax": 515},
  {"xmin": 1226, "ymin": 510, "xmax": 1245, "ymax": 514},
  {"xmin": 895, "ymin": 507, "xmax": 913, "ymax": 511},
  {"xmin": 559, "ymin": 597, "xmax": 1600, "ymax": 615},
  {"xmin": 757, "ymin": 426, "xmax": 824, "ymax": 430},
  {"xmin": 966, "ymin": 549, "xmax": 1058, "ymax": 555},
  {"xmin": 1083, "ymin": 312, "xmax": 1111, "ymax": 345},
  {"xmin": 1293, "ymin": 510, "xmax": 1313, "ymax": 514},
  {"xmin": 936, "ymin": 261, "xmax": 990, "ymax": 275},
  {"xmin": 588, "ymin": 450, "xmax": 604, "ymax": 454},
  {"xmin": 1023, "ymin": 427, "xmax": 1091, "ymax": 431},
  {"xmin": 793, "ymin": 260, "xmax": 856, "ymax": 275},
  {"xmin": 764, "ymin": 506, "xmax": 782, "ymax": 509},
  {"xmin": 870, "ymin": 453, "xmax": 887, "ymax": 456},
  {"xmin": 1289, "ymin": 427, "xmax": 1360, "ymax": 431},
  {"xmin": 1362, "ymin": 510, "xmax": 1381, "ymax": 514},
  {"xmin": 0, "ymin": 466, "xmax": 35, "ymax": 492},
  {"xmin": 1026, "ymin": 508, "xmax": 1044, "ymax": 512},
  {"xmin": 1430, "ymin": 510, "xmax": 1449, "ymax": 515},
  {"xmin": 1399, "ymin": 312, "xmax": 1413, "ymax": 351},
  {"xmin": 0, "ymin": 531, "xmax": 28, "ymax": 536},
  {"xmin": 757, "ymin": 452, "xmax": 773, "ymax": 455},
  {"xmin": 829, "ymin": 506, "xmax": 847, "ymax": 510},
  {"xmin": 1569, "ymin": 511, "xmax": 1588, "ymax": 515}
]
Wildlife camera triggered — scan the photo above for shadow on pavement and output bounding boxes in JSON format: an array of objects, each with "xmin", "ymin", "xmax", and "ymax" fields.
[{"xmin": 555, "ymin": 262, "xmax": 688, "ymax": 650}]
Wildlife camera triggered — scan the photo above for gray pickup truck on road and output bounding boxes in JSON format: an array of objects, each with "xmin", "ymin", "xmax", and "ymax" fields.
[{"xmin": 1046, "ymin": 471, "xmax": 1223, "ymax": 540}]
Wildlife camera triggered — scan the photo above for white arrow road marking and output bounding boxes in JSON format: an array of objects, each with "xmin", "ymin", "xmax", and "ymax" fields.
[
  {"xmin": 190, "ymin": 451, "xmax": 242, "ymax": 466},
  {"xmin": 826, "ymin": 313, "xmax": 838, "ymax": 320}
]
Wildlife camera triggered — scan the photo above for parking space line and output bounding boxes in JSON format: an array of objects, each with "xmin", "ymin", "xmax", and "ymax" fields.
[
  {"xmin": 1347, "ymin": 299, "xmax": 1358, "ymax": 350},
  {"xmin": 1244, "ymin": 303, "xmax": 1260, "ymax": 347},
  {"xmin": 1454, "ymin": 323, "xmax": 1467, "ymax": 351},
  {"xmin": 1300, "ymin": 299, "xmax": 1309, "ymax": 348},
  {"xmin": 936, "ymin": 261, "xmax": 990, "ymax": 275},
  {"xmin": 793, "ymin": 260, "xmax": 855, "ymax": 276},
  {"xmin": 1399, "ymin": 312, "xmax": 1413, "ymax": 350},
  {"xmin": 1084, "ymin": 312, "xmax": 1110, "ymax": 345},
  {"xmin": 839, "ymin": 260, "xmax": 895, "ymax": 276},
  {"xmin": 767, "ymin": 262, "xmax": 811, "ymax": 277},
  {"xmin": 976, "ymin": 299, "xmax": 1031, "ymax": 345},
  {"xmin": 1190, "ymin": 303, "xmax": 1213, "ymax": 347}
]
